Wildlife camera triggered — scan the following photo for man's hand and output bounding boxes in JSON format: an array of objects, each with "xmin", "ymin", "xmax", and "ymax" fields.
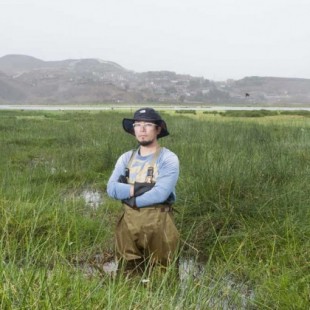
[
  {"xmin": 122, "ymin": 197, "xmax": 137, "ymax": 209},
  {"xmin": 134, "ymin": 182, "xmax": 155, "ymax": 196},
  {"xmin": 118, "ymin": 175, "xmax": 127, "ymax": 183},
  {"xmin": 118, "ymin": 176, "xmax": 155, "ymax": 209}
]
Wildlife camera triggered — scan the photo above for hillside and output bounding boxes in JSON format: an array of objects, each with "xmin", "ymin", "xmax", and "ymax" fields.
[{"xmin": 0, "ymin": 54, "xmax": 310, "ymax": 105}]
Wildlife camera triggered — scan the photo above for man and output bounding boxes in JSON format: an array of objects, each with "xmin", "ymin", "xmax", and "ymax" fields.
[{"xmin": 107, "ymin": 107, "xmax": 179, "ymax": 269}]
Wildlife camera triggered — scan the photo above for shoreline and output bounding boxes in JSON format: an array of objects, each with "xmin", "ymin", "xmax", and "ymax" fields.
[{"xmin": 1, "ymin": 104, "xmax": 310, "ymax": 111}]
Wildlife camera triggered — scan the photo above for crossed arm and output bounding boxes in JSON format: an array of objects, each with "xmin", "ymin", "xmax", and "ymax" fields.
[{"xmin": 106, "ymin": 150, "xmax": 179, "ymax": 208}]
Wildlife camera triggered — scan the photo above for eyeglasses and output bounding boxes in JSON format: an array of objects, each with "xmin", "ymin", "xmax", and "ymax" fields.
[{"xmin": 133, "ymin": 122, "xmax": 157, "ymax": 129}]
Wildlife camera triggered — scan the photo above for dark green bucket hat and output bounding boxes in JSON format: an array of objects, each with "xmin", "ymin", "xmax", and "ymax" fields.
[{"xmin": 122, "ymin": 108, "xmax": 169, "ymax": 138}]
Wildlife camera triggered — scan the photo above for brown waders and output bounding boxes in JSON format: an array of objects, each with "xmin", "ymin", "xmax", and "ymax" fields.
[
  {"xmin": 116, "ymin": 204, "xmax": 179, "ymax": 267},
  {"xmin": 115, "ymin": 147, "xmax": 179, "ymax": 268}
]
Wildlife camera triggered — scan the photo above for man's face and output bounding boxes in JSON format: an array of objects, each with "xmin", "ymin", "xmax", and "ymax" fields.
[{"xmin": 133, "ymin": 121, "xmax": 161, "ymax": 146}]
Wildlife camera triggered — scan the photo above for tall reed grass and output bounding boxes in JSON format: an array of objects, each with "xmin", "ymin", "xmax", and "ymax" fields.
[{"xmin": 0, "ymin": 109, "xmax": 309, "ymax": 309}]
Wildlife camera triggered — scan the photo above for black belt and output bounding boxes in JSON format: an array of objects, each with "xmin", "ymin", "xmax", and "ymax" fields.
[{"xmin": 125, "ymin": 204, "xmax": 173, "ymax": 212}]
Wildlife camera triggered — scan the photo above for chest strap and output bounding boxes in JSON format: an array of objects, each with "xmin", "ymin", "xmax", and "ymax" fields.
[{"xmin": 126, "ymin": 147, "xmax": 161, "ymax": 183}]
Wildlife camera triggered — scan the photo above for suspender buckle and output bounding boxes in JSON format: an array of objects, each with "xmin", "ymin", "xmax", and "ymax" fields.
[{"xmin": 146, "ymin": 167, "xmax": 154, "ymax": 183}]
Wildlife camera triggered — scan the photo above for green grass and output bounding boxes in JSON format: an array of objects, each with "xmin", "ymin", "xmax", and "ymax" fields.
[
  {"xmin": 0, "ymin": 109, "xmax": 309, "ymax": 309},
  {"xmin": 203, "ymin": 109, "xmax": 310, "ymax": 117}
]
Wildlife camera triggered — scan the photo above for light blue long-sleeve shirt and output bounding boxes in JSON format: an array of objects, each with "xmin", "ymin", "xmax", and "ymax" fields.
[{"xmin": 107, "ymin": 147, "xmax": 179, "ymax": 208}]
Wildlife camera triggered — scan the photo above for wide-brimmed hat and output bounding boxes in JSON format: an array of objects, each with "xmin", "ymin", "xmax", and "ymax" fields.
[{"xmin": 122, "ymin": 108, "xmax": 169, "ymax": 139}]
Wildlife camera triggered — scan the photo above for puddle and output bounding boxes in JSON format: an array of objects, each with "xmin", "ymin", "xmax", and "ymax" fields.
[
  {"xmin": 178, "ymin": 257, "xmax": 203, "ymax": 281},
  {"xmin": 81, "ymin": 260, "xmax": 118, "ymax": 278},
  {"xmin": 75, "ymin": 253, "xmax": 118, "ymax": 278},
  {"xmin": 178, "ymin": 258, "xmax": 255, "ymax": 309},
  {"xmin": 77, "ymin": 255, "xmax": 255, "ymax": 308},
  {"xmin": 63, "ymin": 188, "xmax": 104, "ymax": 210},
  {"xmin": 206, "ymin": 275, "xmax": 255, "ymax": 310},
  {"xmin": 80, "ymin": 189, "xmax": 103, "ymax": 209},
  {"xmin": 102, "ymin": 260, "xmax": 119, "ymax": 273}
]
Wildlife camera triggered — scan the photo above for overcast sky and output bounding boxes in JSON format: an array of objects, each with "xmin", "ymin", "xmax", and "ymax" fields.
[{"xmin": 1, "ymin": 0, "xmax": 309, "ymax": 80}]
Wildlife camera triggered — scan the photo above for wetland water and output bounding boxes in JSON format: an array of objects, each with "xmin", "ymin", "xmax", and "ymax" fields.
[
  {"xmin": 79, "ymin": 256, "xmax": 255, "ymax": 309},
  {"xmin": 0, "ymin": 104, "xmax": 309, "ymax": 111}
]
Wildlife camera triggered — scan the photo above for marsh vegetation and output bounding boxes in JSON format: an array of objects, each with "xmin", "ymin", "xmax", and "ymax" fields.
[{"xmin": 0, "ymin": 109, "xmax": 309, "ymax": 309}]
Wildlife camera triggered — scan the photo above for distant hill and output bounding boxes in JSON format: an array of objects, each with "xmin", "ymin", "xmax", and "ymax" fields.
[
  {"xmin": 0, "ymin": 55, "xmax": 46, "ymax": 76},
  {"xmin": 0, "ymin": 54, "xmax": 310, "ymax": 105}
]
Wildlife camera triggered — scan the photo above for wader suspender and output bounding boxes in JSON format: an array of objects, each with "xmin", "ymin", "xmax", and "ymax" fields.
[
  {"xmin": 125, "ymin": 147, "xmax": 175, "ymax": 212},
  {"xmin": 125, "ymin": 147, "xmax": 161, "ymax": 183}
]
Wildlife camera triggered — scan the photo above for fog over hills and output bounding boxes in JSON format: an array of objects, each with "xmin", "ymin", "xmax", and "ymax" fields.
[{"xmin": 0, "ymin": 54, "xmax": 310, "ymax": 105}]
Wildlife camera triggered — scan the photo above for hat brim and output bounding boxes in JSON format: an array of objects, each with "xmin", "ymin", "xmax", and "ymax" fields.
[{"xmin": 122, "ymin": 118, "xmax": 169, "ymax": 139}]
